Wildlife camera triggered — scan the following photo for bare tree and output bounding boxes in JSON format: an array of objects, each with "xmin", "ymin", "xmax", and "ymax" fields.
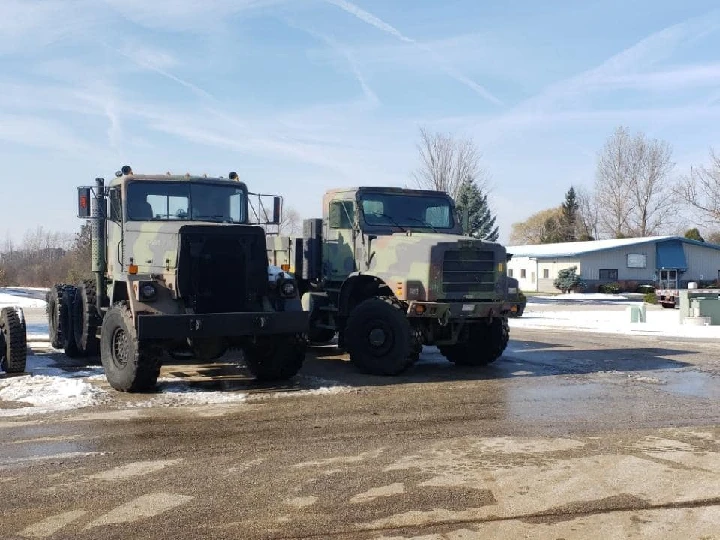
[
  {"xmin": 509, "ymin": 207, "xmax": 563, "ymax": 245},
  {"xmin": 675, "ymin": 149, "xmax": 720, "ymax": 226},
  {"xmin": 278, "ymin": 207, "xmax": 302, "ymax": 236},
  {"xmin": 595, "ymin": 126, "xmax": 675, "ymax": 238},
  {"xmin": 412, "ymin": 126, "xmax": 488, "ymax": 200},
  {"xmin": 575, "ymin": 186, "xmax": 600, "ymax": 240}
]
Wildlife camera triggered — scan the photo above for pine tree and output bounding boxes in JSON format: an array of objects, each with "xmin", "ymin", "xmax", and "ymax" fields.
[
  {"xmin": 455, "ymin": 180, "xmax": 499, "ymax": 241},
  {"xmin": 560, "ymin": 186, "xmax": 579, "ymax": 242},
  {"xmin": 684, "ymin": 228, "xmax": 704, "ymax": 242}
]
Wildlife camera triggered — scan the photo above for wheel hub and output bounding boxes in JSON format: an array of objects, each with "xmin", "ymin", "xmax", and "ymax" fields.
[
  {"xmin": 368, "ymin": 327, "xmax": 387, "ymax": 347},
  {"xmin": 111, "ymin": 327, "xmax": 129, "ymax": 368}
]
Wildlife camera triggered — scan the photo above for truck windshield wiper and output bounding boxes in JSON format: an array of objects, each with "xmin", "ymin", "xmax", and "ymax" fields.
[
  {"xmin": 402, "ymin": 216, "xmax": 438, "ymax": 233},
  {"xmin": 370, "ymin": 212, "xmax": 407, "ymax": 232}
]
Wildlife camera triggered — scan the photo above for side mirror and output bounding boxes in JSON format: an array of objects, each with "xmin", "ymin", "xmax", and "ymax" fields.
[
  {"xmin": 77, "ymin": 187, "xmax": 92, "ymax": 218},
  {"xmin": 109, "ymin": 189, "xmax": 122, "ymax": 222}
]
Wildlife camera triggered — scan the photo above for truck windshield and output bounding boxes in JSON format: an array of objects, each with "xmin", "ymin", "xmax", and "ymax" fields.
[
  {"xmin": 126, "ymin": 181, "xmax": 247, "ymax": 223},
  {"xmin": 360, "ymin": 192, "xmax": 454, "ymax": 229}
]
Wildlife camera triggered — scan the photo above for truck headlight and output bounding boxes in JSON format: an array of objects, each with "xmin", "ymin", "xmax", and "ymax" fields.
[{"xmin": 140, "ymin": 283, "xmax": 158, "ymax": 301}]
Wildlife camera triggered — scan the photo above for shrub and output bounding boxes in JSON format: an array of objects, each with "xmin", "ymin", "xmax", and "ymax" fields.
[
  {"xmin": 598, "ymin": 282, "xmax": 621, "ymax": 294},
  {"xmin": 644, "ymin": 292, "xmax": 658, "ymax": 304},
  {"xmin": 554, "ymin": 266, "xmax": 583, "ymax": 293}
]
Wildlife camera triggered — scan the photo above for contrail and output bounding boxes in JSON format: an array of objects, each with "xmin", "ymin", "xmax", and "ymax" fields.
[{"xmin": 323, "ymin": 0, "xmax": 503, "ymax": 106}]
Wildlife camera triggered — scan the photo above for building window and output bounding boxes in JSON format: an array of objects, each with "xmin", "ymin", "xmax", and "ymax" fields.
[
  {"xmin": 508, "ymin": 269, "xmax": 513, "ymax": 277},
  {"xmin": 599, "ymin": 269, "xmax": 618, "ymax": 280},
  {"xmin": 520, "ymin": 269, "xmax": 526, "ymax": 279},
  {"xmin": 543, "ymin": 269, "xmax": 549, "ymax": 279}
]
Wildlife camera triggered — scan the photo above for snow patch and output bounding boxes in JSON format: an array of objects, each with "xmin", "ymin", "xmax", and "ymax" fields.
[
  {"xmin": 532, "ymin": 292, "xmax": 629, "ymax": 301},
  {"xmin": 0, "ymin": 287, "xmax": 48, "ymax": 309},
  {"xmin": 0, "ymin": 375, "xmax": 107, "ymax": 417},
  {"xmin": 127, "ymin": 378, "xmax": 248, "ymax": 408},
  {"xmin": 509, "ymin": 308, "xmax": 720, "ymax": 338}
]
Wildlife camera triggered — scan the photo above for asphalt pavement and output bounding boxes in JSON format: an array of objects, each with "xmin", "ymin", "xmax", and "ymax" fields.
[{"xmin": 1, "ymin": 318, "xmax": 720, "ymax": 539}]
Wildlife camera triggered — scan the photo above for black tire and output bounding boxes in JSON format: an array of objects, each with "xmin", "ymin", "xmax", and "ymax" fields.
[
  {"xmin": 244, "ymin": 334, "xmax": 305, "ymax": 381},
  {"xmin": 308, "ymin": 326, "xmax": 335, "ymax": 344},
  {"xmin": 440, "ymin": 318, "xmax": 509, "ymax": 366},
  {"xmin": 100, "ymin": 303, "xmax": 161, "ymax": 392},
  {"xmin": 191, "ymin": 338, "xmax": 228, "ymax": 361},
  {"xmin": 46, "ymin": 285, "xmax": 66, "ymax": 349},
  {"xmin": 0, "ymin": 307, "xmax": 27, "ymax": 373},
  {"xmin": 61, "ymin": 286, "xmax": 83, "ymax": 358},
  {"xmin": 345, "ymin": 297, "xmax": 412, "ymax": 376},
  {"xmin": 73, "ymin": 280, "xmax": 100, "ymax": 357}
]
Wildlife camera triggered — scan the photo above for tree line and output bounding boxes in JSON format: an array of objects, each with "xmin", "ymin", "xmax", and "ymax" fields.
[{"xmin": 510, "ymin": 126, "xmax": 720, "ymax": 245}]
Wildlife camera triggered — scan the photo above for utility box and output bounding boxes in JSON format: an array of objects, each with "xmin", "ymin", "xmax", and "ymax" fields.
[
  {"xmin": 627, "ymin": 304, "xmax": 646, "ymax": 323},
  {"xmin": 678, "ymin": 289, "xmax": 720, "ymax": 325}
]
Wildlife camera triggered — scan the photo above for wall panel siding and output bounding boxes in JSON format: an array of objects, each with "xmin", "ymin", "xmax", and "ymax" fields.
[{"xmin": 682, "ymin": 244, "xmax": 720, "ymax": 282}]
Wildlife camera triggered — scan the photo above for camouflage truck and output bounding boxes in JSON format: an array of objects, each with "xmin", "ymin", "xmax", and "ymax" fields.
[
  {"xmin": 266, "ymin": 186, "xmax": 512, "ymax": 375},
  {"xmin": 47, "ymin": 166, "xmax": 307, "ymax": 392}
]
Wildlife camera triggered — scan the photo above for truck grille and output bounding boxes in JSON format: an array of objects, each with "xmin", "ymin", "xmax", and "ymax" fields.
[{"xmin": 442, "ymin": 250, "xmax": 495, "ymax": 293}]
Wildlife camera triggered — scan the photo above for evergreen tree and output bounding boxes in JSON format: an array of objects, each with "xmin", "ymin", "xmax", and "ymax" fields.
[
  {"xmin": 455, "ymin": 180, "xmax": 499, "ymax": 241},
  {"xmin": 684, "ymin": 228, "xmax": 704, "ymax": 242},
  {"xmin": 560, "ymin": 186, "xmax": 579, "ymax": 242}
]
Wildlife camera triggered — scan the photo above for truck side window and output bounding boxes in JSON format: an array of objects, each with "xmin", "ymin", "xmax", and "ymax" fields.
[
  {"xmin": 109, "ymin": 188, "xmax": 122, "ymax": 222},
  {"xmin": 329, "ymin": 201, "xmax": 355, "ymax": 229}
]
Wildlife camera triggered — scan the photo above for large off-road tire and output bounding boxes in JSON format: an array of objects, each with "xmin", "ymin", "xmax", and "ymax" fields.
[
  {"xmin": 244, "ymin": 334, "xmax": 305, "ymax": 381},
  {"xmin": 61, "ymin": 286, "xmax": 83, "ymax": 358},
  {"xmin": 308, "ymin": 326, "xmax": 335, "ymax": 345},
  {"xmin": 73, "ymin": 280, "xmax": 100, "ymax": 357},
  {"xmin": 191, "ymin": 338, "xmax": 228, "ymax": 361},
  {"xmin": 440, "ymin": 318, "xmax": 509, "ymax": 366},
  {"xmin": 345, "ymin": 297, "xmax": 412, "ymax": 376},
  {"xmin": 46, "ymin": 285, "xmax": 67, "ymax": 349},
  {"xmin": 0, "ymin": 307, "xmax": 27, "ymax": 373},
  {"xmin": 100, "ymin": 303, "xmax": 161, "ymax": 392}
]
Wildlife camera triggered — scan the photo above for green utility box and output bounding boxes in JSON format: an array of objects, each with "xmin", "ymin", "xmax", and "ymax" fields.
[
  {"xmin": 678, "ymin": 289, "xmax": 720, "ymax": 325},
  {"xmin": 627, "ymin": 305, "xmax": 646, "ymax": 323}
]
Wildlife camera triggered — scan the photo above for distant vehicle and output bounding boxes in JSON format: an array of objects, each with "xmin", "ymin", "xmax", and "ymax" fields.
[
  {"xmin": 507, "ymin": 277, "xmax": 526, "ymax": 317},
  {"xmin": 47, "ymin": 166, "xmax": 308, "ymax": 392}
]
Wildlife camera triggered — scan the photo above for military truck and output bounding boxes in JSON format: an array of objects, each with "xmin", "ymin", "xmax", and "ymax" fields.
[
  {"xmin": 0, "ymin": 306, "xmax": 27, "ymax": 374},
  {"xmin": 266, "ymin": 186, "xmax": 512, "ymax": 375},
  {"xmin": 48, "ymin": 166, "xmax": 308, "ymax": 392}
]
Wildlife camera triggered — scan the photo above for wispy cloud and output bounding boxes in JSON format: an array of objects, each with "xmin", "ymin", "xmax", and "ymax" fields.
[
  {"xmin": 322, "ymin": 0, "xmax": 503, "ymax": 106},
  {"xmin": 0, "ymin": 113, "xmax": 92, "ymax": 154},
  {"xmin": 104, "ymin": 43, "xmax": 217, "ymax": 101},
  {"xmin": 285, "ymin": 19, "xmax": 379, "ymax": 106}
]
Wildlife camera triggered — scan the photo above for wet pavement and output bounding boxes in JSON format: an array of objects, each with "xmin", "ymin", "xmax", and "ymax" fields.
[{"xmin": 1, "ymin": 316, "xmax": 720, "ymax": 539}]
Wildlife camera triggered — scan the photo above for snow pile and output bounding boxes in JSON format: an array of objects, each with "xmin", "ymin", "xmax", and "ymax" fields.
[
  {"xmin": 128, "ymin": 377, "xmax": 249, "ymax": 408},
  {"xmin": 532, "ymin": 292, "xmax": 630, "ymax": 301},
  {"xmin": 270, "ymin": 375, "xmax": 353, "ymax": 398},
  {"xmin": 0, "ymin": 287, "xmax": 48, "ymax": 308},
  {"xmin": 510, "ymin": 307, "xmax": 720, "ymax": 338},
  {"xmin": 0, "ymin": 375, "xmax": 107, "ymax": 417}
]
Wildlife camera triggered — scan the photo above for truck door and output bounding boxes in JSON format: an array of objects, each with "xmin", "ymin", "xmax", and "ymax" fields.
[{"xmin": 324, "ymin": 200, "xmax": 356, "ymax": 282}]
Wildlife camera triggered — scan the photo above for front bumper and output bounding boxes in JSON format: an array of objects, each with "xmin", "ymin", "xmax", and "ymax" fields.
[
  {"xmin": 406, "ymin": 300, "xmax": 510, "ymax": 320},
  {"xmin": 136, "ymin": 310, "xmax": 309, "ymax": 340}
]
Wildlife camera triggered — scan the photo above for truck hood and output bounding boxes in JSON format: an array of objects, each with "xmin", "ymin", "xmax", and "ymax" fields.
[{"xmin": 366, "ymin": 233, "xmax": 507, "ymax": 301}]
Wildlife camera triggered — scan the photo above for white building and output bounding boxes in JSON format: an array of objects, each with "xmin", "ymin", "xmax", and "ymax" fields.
[{"xmin": 507, "ymin": 236, "xmax": 720, "ymax": 293}]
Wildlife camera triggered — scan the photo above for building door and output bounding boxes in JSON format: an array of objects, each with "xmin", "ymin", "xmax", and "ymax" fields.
[{"xmin": 659, "ymin": 269, "xmax": 678, "ymax": 289}]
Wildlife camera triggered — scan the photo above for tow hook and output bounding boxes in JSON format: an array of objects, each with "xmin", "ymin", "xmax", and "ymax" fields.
[{"xmin": 438, "ymin": 309, "xmax": 450, "ymax": 327}]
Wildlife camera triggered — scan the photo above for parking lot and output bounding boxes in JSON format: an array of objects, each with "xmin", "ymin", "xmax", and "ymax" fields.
[{"xmin": 1, "ymin": 304, "xmax": 719, "ymax": 539}]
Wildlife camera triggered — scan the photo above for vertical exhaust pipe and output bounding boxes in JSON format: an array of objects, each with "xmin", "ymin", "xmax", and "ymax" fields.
[{"xmin": 92, "ymin": 177, "xmax": 107, "ymax": 312}]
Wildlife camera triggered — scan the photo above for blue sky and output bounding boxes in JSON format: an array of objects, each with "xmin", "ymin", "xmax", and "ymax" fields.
[{"xmin": 2, "ymin": 0, "xmax": 720, "ymax": 245}]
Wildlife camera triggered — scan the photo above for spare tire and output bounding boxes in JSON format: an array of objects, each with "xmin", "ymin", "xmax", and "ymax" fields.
[{"xmin": 0, "ymin": 307, "xmax": 27, "ymax": 373}]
